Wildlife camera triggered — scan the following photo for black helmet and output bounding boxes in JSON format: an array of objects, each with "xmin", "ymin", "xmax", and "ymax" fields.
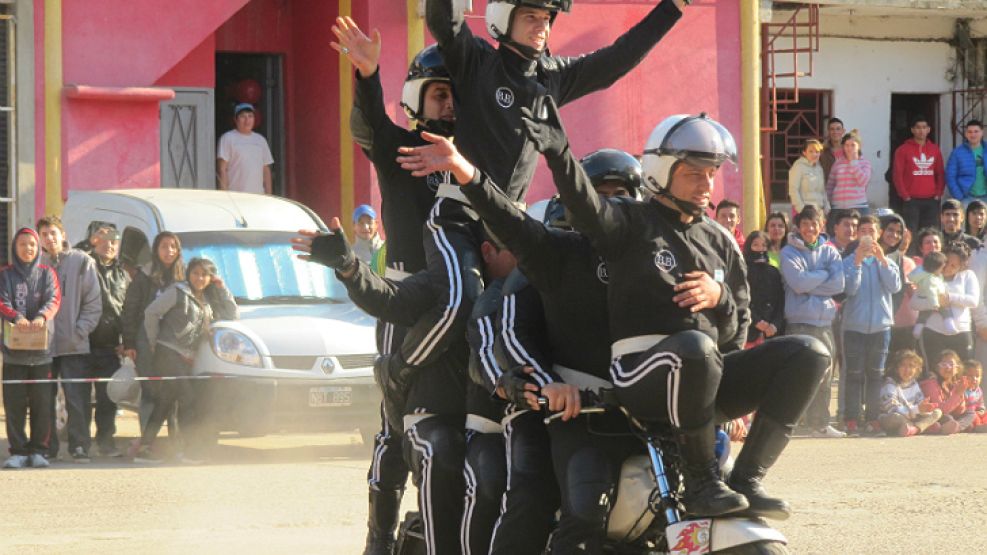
[
  {"xmin": 401, "ymin": 45, "xmax": 454, "ymax": 136},
  {"xmin": 579, "ymin": 148, "xmax": 642, "ymax": 196}
]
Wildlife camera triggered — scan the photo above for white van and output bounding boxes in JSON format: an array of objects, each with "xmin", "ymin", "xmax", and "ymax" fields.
[{"xmin": 62, "ymin": 189, "xmax": 381, "ymax": 439}]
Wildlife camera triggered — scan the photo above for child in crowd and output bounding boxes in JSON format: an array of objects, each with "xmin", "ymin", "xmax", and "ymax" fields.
[
  {"xmin": 958, "ymin": 360, "xmax": 987, "ymax": 433},
  {"xmin": 909, "ymin": 251, "xmax": 956, "ymax": 337},
  {"xmin": 918, "ymin": 349, "xmax": 966, "ymax": 435},
  {"xmin": 350, "ymin": 204, "xmax": 385, "ymax": 274},
  {"xmin": 0, "ymin": 228, "xmax": 62, "ymax": 469},
  {"xmin": 744, "ymin": 230, "xmax": 784, "ymax": 347},
  {"xmin": 877, "ymin": 350, "xmax": 941, "ymax": 436}
]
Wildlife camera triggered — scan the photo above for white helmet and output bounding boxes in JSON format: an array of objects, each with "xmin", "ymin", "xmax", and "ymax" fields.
[
  {"xmin": 640, "ymin": 113, "xmax": 738, "ymax": 197},
  {"xmin": 400, "ymin": 45, "xmax": 454, "ymax": 135},
  {"xmin": 485, "ymin": 0, "xmax": 572, "ymax": 57}
]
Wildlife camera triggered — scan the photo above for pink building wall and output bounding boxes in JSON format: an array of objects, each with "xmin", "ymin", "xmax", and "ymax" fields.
[{"xmin": 41, "ymin": 0, "xmax": 743, "ymax": 220}]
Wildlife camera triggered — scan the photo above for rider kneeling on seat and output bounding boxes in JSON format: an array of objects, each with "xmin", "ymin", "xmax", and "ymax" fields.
[{"xmin": 521, "ymin": 99, "xmax": 830, "ymax": 520}]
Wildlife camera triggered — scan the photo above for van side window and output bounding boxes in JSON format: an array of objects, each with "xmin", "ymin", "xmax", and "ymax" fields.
[{"xmin": 120, "ymin": 227, "xmax": 150, "ymax": 270}]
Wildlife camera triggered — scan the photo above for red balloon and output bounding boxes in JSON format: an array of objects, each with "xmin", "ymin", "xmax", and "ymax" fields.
[{"xmin": 234, "ymin": 79, "xmax": 262, "ymax": 104}]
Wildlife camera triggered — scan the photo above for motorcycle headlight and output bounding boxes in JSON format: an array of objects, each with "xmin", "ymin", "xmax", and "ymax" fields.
[{"xmin": 211, "ymin": 328, "xmax": 262, "ymax": 367}]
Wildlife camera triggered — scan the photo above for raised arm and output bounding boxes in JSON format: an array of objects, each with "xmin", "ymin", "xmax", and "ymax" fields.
[
  {"xmin": 340, "ymin": 262, "xmax": 436, "ymax": 327},
  {"xmin": 333, "ymin": 17, "xmax": 394, "ymax": 153},
  {"xmin": 426, "ymin": 0, "xmax": 482, "ymax": 76},
  {"xmin": 554, "ymin": 0, "xmax": 684, "ymax": 105},
  {"xmin": 395, "ymin": 131, "xmax": 566, "ymax": 284},
  {"xmin": 497, "ymin": 271, "xmax": 560, "ymax": 388},
  {"xmin": 522, "ymin": 96, "xmax": 631, "ymax": 251}
]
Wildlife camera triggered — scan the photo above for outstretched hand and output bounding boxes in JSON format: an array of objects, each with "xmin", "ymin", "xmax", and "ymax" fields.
[
  {"xmin": 330, "ymin": 16, "xmax": 381, "ymax": 78},
  {"xmin": 291, "ymin": 217, "xmax": 358, "ymax": 276},
  {"xmin": 520, "ymin": 96, "xmax": 569, "ymax": 158},
  {"xmin": 397, "ymin": 132, "xmax": 476, "ymax": 184}
]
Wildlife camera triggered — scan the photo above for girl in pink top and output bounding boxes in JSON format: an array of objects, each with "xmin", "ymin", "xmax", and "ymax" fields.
[
  {"xmin": 827, "ymin": 130, "xmax": 872, "ymax": 214},
  {"xmin": 918, "ymin": 349, "xmax": 966, "ymax": 434}
]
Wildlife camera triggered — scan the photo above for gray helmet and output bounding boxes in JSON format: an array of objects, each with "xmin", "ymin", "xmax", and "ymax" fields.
[{"xmin": 640, "ymin": 113, "xmax": 737, "ymax": 195}]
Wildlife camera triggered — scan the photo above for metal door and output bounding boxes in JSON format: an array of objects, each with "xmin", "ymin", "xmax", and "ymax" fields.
[{"xmin": 160, "ymin": 88, "xmax": 215, "ymax": 189}]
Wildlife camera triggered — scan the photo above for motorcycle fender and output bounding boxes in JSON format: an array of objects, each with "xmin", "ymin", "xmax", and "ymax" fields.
[{"xmin": 666, "ymin": 518, "xmax": 787, "ymax": 554}]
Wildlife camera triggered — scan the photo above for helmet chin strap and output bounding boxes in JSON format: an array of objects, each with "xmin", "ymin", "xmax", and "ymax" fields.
[
  {"xmin": 656, "ymin": 187, "xmax": 705, "ymax": 218},
  {"xmin": 418, "ymin": 118, "xmax": 455, "ymax": 137},
  {"xmin": 503, "ymin": 38, "xmax": 545, "ymax": 60}
]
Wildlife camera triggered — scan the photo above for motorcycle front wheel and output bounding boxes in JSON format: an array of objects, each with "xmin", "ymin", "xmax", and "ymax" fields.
[{"xmin": 715, "ymin": 540, "xmax": 789, "ymax": 554}]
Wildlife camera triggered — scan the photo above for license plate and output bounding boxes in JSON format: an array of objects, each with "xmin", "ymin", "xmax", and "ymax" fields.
[{"xmin": 308, "ymin": 386, "xmax": 353, "ymax": 407}]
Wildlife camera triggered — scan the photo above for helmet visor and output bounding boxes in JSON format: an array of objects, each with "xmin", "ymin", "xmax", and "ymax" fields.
[{"xmin": 644, "ymin": 116, "xmax": 738, "ymax": 168}]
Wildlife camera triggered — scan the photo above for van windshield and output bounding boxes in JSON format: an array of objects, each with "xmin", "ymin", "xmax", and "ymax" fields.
[{"xmin": 178, "ymin": 230, "xmax": 348, "ymax": 304}]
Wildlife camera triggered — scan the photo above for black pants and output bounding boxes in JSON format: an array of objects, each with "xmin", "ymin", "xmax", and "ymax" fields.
[
  {"xmin": 49, "ymin": 354, "xmax": 93, "ymax": 457},
  {"xmin": 90, "ymin": 348, "xmax": 121, "ymax": 450},
  {"xmin": 403, "ymin": 414, "xmax": 466, "ymax": 555},
  {"xmin": 612, "ymin": 330, "xmax": 722, "ymax": 429},
  {"xmin": 548, "ymin": 412, "xmax": 641, "ymax": 554},
  {"xmin": 3, "ymin": 363, "xmax": 53, "ymax": 456},
  {"xmin": 400, "ymin": 199, "xmax": 484, "ymax": 369},
  {"xmin": 462, "ymin": 428, "xmax": 506, "ymax": 555},
  {"xmin": 366, "ymin": 320, "xmax": 410, "ymax": 492},
  {"xmin": 489, "ymin": 411, "xmax": 559, "ymax": 555},
  {"xmin": 716, "ymin": 335, "xmax": 831, "ymax": 425},
  {"xmin": 919, "ymin": 328, "xmax": 973, "ymax": 374},
  {"xmin": 141, "ymin": 346, "xmax": 201, "ymax": 451},
  {"xmin": 902, "ymin": 198, "xmax": 941, "ymax": 234}
]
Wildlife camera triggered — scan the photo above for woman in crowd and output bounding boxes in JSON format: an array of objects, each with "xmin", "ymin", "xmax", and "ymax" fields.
[
  {"xmin": 910, "ymin": 227, "xmax": 943, "ymax": 263},
  {"xmin": 788, "ymin": 139, "xmax": 829, "ymax": 215},
  {"xmin": 827, "ymin": 130, "xmax": 872, "ymax": 216},
  {"xmin": 965, "ymin": 200, "xmax": 987, "ymax": 241},
  {"xmin": 910, "ymin": 241, "xmax": 980, "ymax": 363},
  {"xmin": 919, "ymin": 349, "xmax": 966, "ymax": 435},
  {"xmin": 763, "ymin": 211, "xmax": 790, "ymax": 269},
  {"xmin": 878, "ymin": 349, "xmax": 941, "ymax": 437},
  {"xmin": 744, "ymin": 230, "xmax": 785, "ymax": 347},
  {"xmin": 121, "ymin": 232, "xmax": 186, "ymax": 435},
  {"xmin": 0, "ymin": 228, "xmax": 61, "ymax": 469},
  {"xmin": 135, "ymin": 257, "xmax": 238, "ymax": 463},
  {"xmin": 881, "ymin": 214, "xmax": 917, "ymax": 355}
]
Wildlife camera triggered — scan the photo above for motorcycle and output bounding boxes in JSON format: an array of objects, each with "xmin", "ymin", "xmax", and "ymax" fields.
[
  {"xmin": 394, "ymin": 389, "xmax": 789, "ymax": 555},
  {"xmin": 559, "ymin": 389, "xmax": 789, "ymax": 555}
]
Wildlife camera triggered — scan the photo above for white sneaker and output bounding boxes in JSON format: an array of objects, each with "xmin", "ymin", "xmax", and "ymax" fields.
[
  {"xmin": 812, "ymin": 425, "xmax": 847, "ymax": 438},
  {"xmin": 28, "ymin": 454, "xmax": 49, "ymax": 468},
  {"xmin": 3, "ymin": 455, "xmax": 29, "ymax": 469}
]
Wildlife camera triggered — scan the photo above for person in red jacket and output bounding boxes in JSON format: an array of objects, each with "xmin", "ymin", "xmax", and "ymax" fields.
[{"xmin": 893, "ymin": 115, "xmax": 945, "ymax": 233}]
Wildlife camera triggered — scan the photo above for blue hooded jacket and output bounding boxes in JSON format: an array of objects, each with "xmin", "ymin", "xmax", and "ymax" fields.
[
  {"xmin": 840, "ymin": 242, "xmax": 901, "ymax": 334},
  {"xmin": 946, "ymin": 142, "xmax": 983, "ymax": 200},
  {"xmin": 780, "ymin": 231, "xmax": 845, "ymax": 327}
]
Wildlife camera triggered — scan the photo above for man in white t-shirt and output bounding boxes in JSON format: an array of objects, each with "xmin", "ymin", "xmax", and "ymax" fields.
[{"xmin": 217, "ymin": 103, "xmax": 274, "ymax": 194}]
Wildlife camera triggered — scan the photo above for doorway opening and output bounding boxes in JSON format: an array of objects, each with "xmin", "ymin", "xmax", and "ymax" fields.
[
  {"xmin": 889, "ymin": 93, "xmax": 940, "ymax": 213},
  {"xmin": 215, "ymin": 53, "xmax": 286, "ymax": 196}
]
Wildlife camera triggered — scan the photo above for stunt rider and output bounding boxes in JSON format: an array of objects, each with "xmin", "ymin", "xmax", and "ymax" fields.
[
  {"xmin": 521, "ymin": 98, "xmax": 829, "ymax": 520},
  {"xmin": 398, "ymin": 135, "xmax": 643, "ymax": 551},
  {"xmin": 332, "ymin": 18, "xmax": 455, "ymax": 555}
]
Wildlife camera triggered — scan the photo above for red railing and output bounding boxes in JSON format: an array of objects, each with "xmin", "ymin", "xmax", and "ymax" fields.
[{"xmin": 760, "ymin": 4, "xmax": 820, "ymax": 132}]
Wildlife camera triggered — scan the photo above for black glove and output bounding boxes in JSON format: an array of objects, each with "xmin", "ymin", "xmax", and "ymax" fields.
[
  {"xmin": 496, "ymin": 366, "xmax": 538, "ymax": 407},
  {"xmin": 373, "ymin": 353, "xmax": 418, "ymax": 432},
  {"xmin": 308, "ymin": 229, "xmax": 356, "ymax": 271},
  {"xmin": 520, "ymin": 96, "xmax": 569, "ymax": 158}
]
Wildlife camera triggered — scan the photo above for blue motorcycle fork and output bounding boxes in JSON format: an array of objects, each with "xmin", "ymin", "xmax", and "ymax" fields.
[{"xmin": 647, "ymin": 439, "xmax": 681, "ymax": 526}]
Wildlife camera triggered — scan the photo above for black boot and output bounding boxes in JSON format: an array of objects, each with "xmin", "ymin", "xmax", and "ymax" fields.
[
  {"xmin": 363, "ymin": 488, "xmax": 403, "ymax": 555},
  {"xmin": 677, "ymin": 423, "xmax": 749, "ymax": 517},
  {"xmin": 728, "ymin": 415, "xmax": 792, "ymax": 520}
]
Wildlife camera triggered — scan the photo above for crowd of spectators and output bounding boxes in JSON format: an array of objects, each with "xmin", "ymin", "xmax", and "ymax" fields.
[
  {"xmin": 719, "ymin": 116, "xmax": 987, "ymax": 438},
  {"xmin": 1, "ymin": 217, "xmax": 238, "ymax": 468}
]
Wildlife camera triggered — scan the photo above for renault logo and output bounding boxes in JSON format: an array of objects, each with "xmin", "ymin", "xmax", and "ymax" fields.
[{"xmin": 321, "ymin": 358, "xmax": 336, "ymax": 374}]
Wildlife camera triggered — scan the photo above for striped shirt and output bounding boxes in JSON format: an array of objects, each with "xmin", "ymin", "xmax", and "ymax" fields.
[{"xmin": 827, "ymin": 158, "xmax": 872, "ymax": 209}]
